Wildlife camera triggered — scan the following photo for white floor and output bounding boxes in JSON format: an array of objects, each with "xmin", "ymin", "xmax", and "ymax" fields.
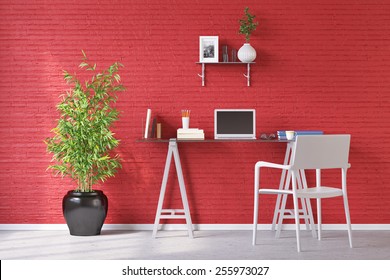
[{"xmin": 1, "ymin": 230, "xmax": 389, "ymax": 260}]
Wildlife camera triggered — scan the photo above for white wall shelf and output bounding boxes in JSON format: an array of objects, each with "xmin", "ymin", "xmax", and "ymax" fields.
[{"xmin": 196, "ymin": 62, "xmax": 255, "ymax": 87}]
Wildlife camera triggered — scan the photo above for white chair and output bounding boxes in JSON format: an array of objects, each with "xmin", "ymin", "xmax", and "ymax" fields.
[{"xmin": 253, "ymin": 135, "xmax": 353, "ymax": 252}]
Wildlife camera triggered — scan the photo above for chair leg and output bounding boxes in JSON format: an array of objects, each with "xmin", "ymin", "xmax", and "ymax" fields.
[
  {"xmin": 343, "ymin": 194, "xmax": 353, "ymax": 248},
  {"xmin": 341, "ymin": 169, "xmax": 353, "ymax": 248},
  {"xmin": 292, "ymin": 193, "xmax": 301, "ymax": 252},
  {"xmin": 253, "ymin": 190, "xmax": 259, "ymax": 245},
  {"xmin": 317, "ymin": 198, "xmax": 322, "ymax": 240},
  {"xmin": 305, "ymin": 198, "xmax": 317, "ymax": 238},
  {"xmin": 315, "ymin": 169, "xmax": 322, "ymax": 241},
  {"xmin": 253, "ymin": 165, "xmax": 260, "ymax": 245}
]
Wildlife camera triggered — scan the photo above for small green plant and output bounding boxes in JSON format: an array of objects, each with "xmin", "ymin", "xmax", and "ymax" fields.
[
  {"xmin": 45, "ymin": 51, "xmax": 125, "ymax": 192},
  {"xmin": 239, "ymin": 7, "xmax": 259, "ymax": 42}
]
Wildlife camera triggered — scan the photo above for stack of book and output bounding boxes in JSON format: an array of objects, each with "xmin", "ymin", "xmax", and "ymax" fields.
[
  {"xmin": 177, "ymin": 128, "xmax": 205, "ymax": 140},
  {"xmin": 277, "ymin": 130, "xmax": 323, "ymax": 140}
]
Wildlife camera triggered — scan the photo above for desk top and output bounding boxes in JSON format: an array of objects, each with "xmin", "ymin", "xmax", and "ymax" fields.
[{"xmin": 137, "ymin": 138, "xmax": 292, "ymax": 143}]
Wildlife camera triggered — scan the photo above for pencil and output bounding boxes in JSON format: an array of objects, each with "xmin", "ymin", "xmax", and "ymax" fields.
[{"xmin": 181, "ymin": 110, "xmax": 190, "ymax": 118}]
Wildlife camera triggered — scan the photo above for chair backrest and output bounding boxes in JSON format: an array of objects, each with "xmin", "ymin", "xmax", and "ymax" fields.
[{"xmin": 291, "ymin": 135, "xmax": 350, "ymax": 170}]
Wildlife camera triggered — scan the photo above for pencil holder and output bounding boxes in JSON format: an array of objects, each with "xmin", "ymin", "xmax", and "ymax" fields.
[{"xmin": 182, "ymin": 117, "xmax": 190, "ymax": 129}]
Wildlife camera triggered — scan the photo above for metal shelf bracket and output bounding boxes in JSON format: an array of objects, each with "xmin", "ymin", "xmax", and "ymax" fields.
[
  {"xmin": 197, "ymin": 63, "xmax": 205, "ymax": 86},
  {"xmin": 243, "ymin": 63, "xmax": 251, "ymax": 87},
  {"xmin": 197, "ymin": 62, "xmax": 253, "ymax": 87}
]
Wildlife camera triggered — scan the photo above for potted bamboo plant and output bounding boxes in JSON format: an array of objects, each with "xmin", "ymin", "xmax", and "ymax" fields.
[
  {"xmin": 237, "ymin": 7, "xmax": 259, "ymax": 63},
  {"xmin": 45, "ymin": 51, "xmax": 125, "ymax": 236}
]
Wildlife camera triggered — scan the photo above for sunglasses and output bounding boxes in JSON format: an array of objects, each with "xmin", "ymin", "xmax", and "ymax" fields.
[{"xmin": 260, "ymin": 133, "xmax": 276, "ymax": 140}]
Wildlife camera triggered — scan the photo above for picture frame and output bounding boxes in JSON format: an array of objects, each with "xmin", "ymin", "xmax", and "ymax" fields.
[{"xmin": 199, "ymin": 36, "xmax": 219, "ymax": 63}]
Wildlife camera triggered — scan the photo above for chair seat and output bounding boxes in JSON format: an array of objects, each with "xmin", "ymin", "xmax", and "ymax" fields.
[{"xmin": 297, "ymin": 186, "xmax": 343, "ymax": 198}]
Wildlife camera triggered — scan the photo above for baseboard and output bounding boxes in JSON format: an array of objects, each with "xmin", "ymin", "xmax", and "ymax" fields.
[{"xmin": 0, "ymin": 224, "xmax": 389, "ymax": 231}]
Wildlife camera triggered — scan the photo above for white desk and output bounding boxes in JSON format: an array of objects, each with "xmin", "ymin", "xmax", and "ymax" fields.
[{"xmin": 139, "ymin": 138, "xmax": 315, "ymax": 238}]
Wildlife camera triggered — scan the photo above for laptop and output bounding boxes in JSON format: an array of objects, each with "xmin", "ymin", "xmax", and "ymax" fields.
[{"xmin": 214, "ymin": 109, "xmax": 256, "ymax": 139}]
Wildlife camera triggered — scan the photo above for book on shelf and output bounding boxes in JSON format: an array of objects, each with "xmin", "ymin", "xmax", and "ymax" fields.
[
  {"xmin": 177, "ymin": 128, "xmax": 204, "ymax": 134},
  {"xmin": 177, "ymin": 135, "xmax": 205, "ymax": 140},
  {"xmin": 150, "ymin": 117, "xmax": 157, "ymax": 138},
  {"xmin": 177, "ymin": 128, "xmax": 205, "ymax": 140},
  {"xmin": 277, "ymin": 130, "xmax": 323, "ymax": 140},
  {"xmin": 144, "ymin": 109, "xmax": 152, "ymax": 138},
  {"xmin": 143, "ymin": 109, "xmax": 159, "ymax": 139}
]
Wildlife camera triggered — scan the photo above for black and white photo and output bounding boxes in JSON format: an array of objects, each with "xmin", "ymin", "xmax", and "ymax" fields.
[{"xmin": 199, "ymin": 36, "xmax": 219, "ymax": 62}]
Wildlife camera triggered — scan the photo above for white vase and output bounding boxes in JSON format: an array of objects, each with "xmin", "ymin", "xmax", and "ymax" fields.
[{"xmin": 238, "ymin": 43, "xmax": 256, "ymax": 63}]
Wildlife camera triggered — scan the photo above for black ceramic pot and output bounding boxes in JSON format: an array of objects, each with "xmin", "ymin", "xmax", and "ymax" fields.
[{"xmin": 62, "ymin": 190, "xmax": 108, "ymax": 236}]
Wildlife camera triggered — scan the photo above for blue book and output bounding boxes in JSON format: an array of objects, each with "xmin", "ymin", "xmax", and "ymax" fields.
[
  {"xmin": 277, "ymin": 130, "xmax": 323, "ymax": 140},
  {"xmin": 277, "ymin": 130, "xmax": 323, "ymax": 136}
]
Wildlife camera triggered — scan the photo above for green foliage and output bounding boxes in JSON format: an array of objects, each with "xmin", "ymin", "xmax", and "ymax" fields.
[
  {"xmin": 238, "ymin": 7, "xmax": 259, "ymax": 42},
  {"xmin": 45, "ymin": 51, "xmax": 126, "ymax": 192}
]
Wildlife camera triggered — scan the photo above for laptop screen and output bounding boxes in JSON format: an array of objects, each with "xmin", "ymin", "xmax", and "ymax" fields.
[{"xmin": 214, "ymin": 109, "xmax": 256, "ymax": 139}]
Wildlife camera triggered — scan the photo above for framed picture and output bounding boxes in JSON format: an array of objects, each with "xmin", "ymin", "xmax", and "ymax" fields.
[{"xmin": 199, "ymin": 36, "xmax": 219, "ymax": 63}]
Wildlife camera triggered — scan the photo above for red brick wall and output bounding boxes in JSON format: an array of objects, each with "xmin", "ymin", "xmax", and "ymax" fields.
[{"xmin": 0, "ymin": 0, "xmax": 389, "ymax": 224}]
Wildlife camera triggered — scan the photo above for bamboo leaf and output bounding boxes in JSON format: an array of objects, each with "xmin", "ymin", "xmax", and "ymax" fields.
[
  {"xmin": 79, "ymin": 62, "xmax": 88, "ymax": 69},
  {"xmin": 45, "ymin": 50, "xmax": 126, "ymax": 191}
]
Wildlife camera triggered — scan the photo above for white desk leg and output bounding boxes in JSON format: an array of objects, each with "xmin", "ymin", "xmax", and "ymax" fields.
[
  {"xmin": 275, "ymin": 170, "xmax": 291, "ymax": 238},
  {"xmin": 152, "ymin": 139, "xmax": 194, "ymax": 238},
  {"xmin": 271, "ymin": 143, "xmax": 293, "ymax": 231},
  {"xmin": 273, "ymin": 142, "xmax": 316, "ymax": 239},
  {"xmin": 152, "ymin": 141, "xmax": 173, "ymax": 238},
  {"xmin": 172, "ymin": 141, "xmax": 194, "ymax": 238}
]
